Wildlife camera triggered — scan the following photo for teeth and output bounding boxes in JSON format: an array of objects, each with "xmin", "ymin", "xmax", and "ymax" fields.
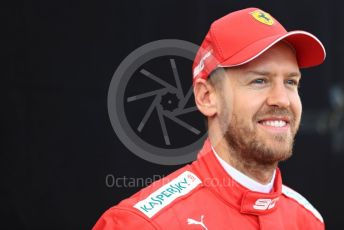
[{"xmin": 261, "ymin": 120, "xmax": 286, "ymax": 127}]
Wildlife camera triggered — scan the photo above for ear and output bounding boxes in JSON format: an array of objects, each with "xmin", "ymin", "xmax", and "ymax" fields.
[{"xmin": 193, "ymin": 78, "xmax": 218, "ymax": 117}]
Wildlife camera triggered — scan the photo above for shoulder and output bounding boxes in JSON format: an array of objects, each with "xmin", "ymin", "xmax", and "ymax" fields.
[
  {"xmin": 281, "ymin": 184, "xmax": 324, "ymax": 224},
  {"xmin": 127, "ymin": 166, "xmax": 203, "ymax": 218},
  {"xmin": 94, "ymin": 166, "xmax": 203, "ymax": 229},
  {"xmin": 93, "ymin": 206, "xmax": 158, "ymax": 230}
]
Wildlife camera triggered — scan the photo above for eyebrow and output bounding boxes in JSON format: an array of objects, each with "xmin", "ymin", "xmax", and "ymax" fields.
[{"xmin": 246, "ymin": 70, "xmax": 302, "ymax": 78}]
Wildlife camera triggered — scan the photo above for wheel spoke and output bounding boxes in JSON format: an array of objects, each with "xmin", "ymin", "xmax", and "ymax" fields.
[
  {"xmin": 140, "ymin": 69, "xmax": 176, "ymax": 91},
  {"xmin": 164, "ymin": 113, "xmax": 201, "ymax": 135},
  {"xmin": 173, "ymin": 106, "xmax": 198, "ymax": 116},
  {"xmin": 157, "ymin": 106, "xmax": 171, "ymax": 145},
  {"xmin": 178, "ymin": 85, "xmax": 193, "ymax": 109},
  {"xmin": 170, "ymin": 59, "xmax": 184, "ymax": 98},
  {"xmin": 127, "ymin": 89, "xmax": 166, "ymax": 102},
  {"xmin": 137, "ymin": 96, "xmax": 160, "ymax": 132}
]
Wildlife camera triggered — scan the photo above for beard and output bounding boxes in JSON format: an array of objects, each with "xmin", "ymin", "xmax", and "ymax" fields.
[{"xmin": 221, "ymin": 106, "xmax": 300, "ymax": 166}]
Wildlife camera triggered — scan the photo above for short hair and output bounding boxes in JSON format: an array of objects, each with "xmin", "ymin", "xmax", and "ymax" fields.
[{"xmin": 207, "ymin": 67, "xmax": 227, "ymax": 91}]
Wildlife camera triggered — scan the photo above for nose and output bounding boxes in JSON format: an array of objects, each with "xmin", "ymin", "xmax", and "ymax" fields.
[{"xmin": 266, "ymin": 83, "xmax": 291, "ymax": 108}]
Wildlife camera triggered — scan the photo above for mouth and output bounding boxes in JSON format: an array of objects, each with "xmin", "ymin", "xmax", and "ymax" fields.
[{"xmin": 257, "ymin": 117, "xmax": 290, "ymax": 133}]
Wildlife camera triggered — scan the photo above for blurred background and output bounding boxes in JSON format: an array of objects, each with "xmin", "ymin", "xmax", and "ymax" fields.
[{"xmin": 3, "ymin": 0, "xmax": 344, "ymax": 229}]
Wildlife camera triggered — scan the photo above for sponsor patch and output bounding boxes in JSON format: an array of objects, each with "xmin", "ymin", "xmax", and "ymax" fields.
[
  {"xmin": 282, "ymin": 185, "xmax": 323, "ymax": 223},
  {"xmin": 251, "ymin": 10, "xmax": 274, "ymax": 26},
  {"xmin": 253, "ymin": 198, "xmax": 279, "ymax": 210},
  {"xmin": 134, "ymin": 171, "xmax": 202, "ymax": 218},
  {"xmin": 193, "ymin": 50, "xmax": 212, "ymax": 78}
]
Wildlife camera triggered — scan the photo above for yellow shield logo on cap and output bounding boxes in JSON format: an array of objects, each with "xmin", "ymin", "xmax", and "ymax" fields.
[{"xmin": 251, "ymin": 10, "xmax": 274, "ymax": 26}]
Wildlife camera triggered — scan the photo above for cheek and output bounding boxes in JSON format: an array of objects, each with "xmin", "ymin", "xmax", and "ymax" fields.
[
  {"xmin": 231, "ymin": 98, "xmax": 264, "ymax": 128},
  {"xmin": 291, "ymin": 94, "xmax": 302, "ymax": 118},
  {"xmin": 233, "ymin": 92, "xmax": 265, "ymax": 116},
  {"xmin": 216, "ymin": 95, "xmax": 231, "ymax": 127}
]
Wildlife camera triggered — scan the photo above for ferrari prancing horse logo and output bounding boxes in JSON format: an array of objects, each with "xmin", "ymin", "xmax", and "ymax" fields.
[{"xmin": 251, "ymin": 10, "xmax": 274, "ymax": 26}]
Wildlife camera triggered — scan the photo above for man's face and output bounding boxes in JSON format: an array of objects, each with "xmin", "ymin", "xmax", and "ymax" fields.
[{"xmin": 217, "ymin": 42, "xmax": 302, "ymax": 165}]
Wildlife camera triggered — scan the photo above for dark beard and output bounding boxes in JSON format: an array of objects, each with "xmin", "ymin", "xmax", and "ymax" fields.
[{"xmin": 223, "ymin": 109, "xmax": 297, "ymax": 166}]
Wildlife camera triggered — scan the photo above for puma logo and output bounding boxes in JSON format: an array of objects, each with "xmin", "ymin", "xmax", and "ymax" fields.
[{"xmin": 187, "ymin": 215, "xmax": 208, "ymax": 230}]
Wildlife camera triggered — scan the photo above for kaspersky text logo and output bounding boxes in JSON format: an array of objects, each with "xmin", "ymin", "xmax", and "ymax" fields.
[
  {"xmin": 134, "ymin": 171, "xmax": 201, "ymax": 218},
  {"xmin": 138, "ymin": 178, "xmax": 188, "ymax": 213}
]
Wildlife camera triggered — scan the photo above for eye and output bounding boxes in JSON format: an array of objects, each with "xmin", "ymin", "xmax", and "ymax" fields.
[
  {"xmin": 251, "ymin": 78, "xmax": 267, "ymax": 84},
  {"xmin": 286, "ymin": 79, "xmax": 300, "ymax": 87}
]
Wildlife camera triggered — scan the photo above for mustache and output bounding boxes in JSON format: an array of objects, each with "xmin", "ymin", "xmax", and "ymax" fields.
[{"xmin": 254, "ymin": 107, "xmax": 295, "ymax": 123}]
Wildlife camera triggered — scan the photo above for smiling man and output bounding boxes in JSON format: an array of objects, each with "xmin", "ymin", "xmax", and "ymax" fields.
[
  {"xmin": 203, "ymin": 42, "xmax": 303, "ymax": 185},
  {"xmin": 94, "ymin": 8, "xmax": 325, "ymax": 229}
]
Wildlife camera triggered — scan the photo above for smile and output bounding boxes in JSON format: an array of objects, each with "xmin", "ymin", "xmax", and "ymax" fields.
[
  {"xmin": 260, "ymin": 120, "xmax": 287, "ymax": 127},
  {"xmin": 258, "ymin": 118, "xmax": 290, "ymax": 133}
]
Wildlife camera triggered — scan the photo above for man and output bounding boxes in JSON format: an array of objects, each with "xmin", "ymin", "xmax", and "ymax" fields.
[{"xmin": 94, "ymin": 7, "xmax": 326, "ymax": 229}]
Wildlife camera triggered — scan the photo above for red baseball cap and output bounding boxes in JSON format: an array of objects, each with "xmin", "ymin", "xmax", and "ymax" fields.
[{"xmin": 192, "ymin": 7, "xmax": 326, "ymax": 81}]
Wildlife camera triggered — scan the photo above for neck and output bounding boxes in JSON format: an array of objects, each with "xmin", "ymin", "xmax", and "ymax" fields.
[{"xmin": 209, "ymin": 135, "xmax": 277, "ymax": 184}]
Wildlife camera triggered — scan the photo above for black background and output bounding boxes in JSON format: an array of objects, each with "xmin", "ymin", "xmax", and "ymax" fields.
[{"xmin": 4, "ymin": 0, "xmax": 344, "ymax": 229}]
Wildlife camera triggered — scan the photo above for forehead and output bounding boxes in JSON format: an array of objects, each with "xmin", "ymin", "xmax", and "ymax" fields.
[
  {"xmin": 234, "ymin": 42, "xmax": 299, "ymax": 72},
  {"xmin": 207, "ymin": 42, "xmax": 300, "ymax": 87}
]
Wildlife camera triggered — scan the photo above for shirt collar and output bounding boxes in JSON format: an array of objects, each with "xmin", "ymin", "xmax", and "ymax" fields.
[
  {"xmin": 192, "ymin": 138, "xmax": 283, "ymax": 215},
  {"xmin": 211, "ymin": 146, "xmax": 276, "ymax": 193}
]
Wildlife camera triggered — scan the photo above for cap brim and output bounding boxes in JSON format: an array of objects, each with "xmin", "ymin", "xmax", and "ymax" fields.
[{"xmin": 219, "ymin": 30, "xmax": 326, "ymax": 68}]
